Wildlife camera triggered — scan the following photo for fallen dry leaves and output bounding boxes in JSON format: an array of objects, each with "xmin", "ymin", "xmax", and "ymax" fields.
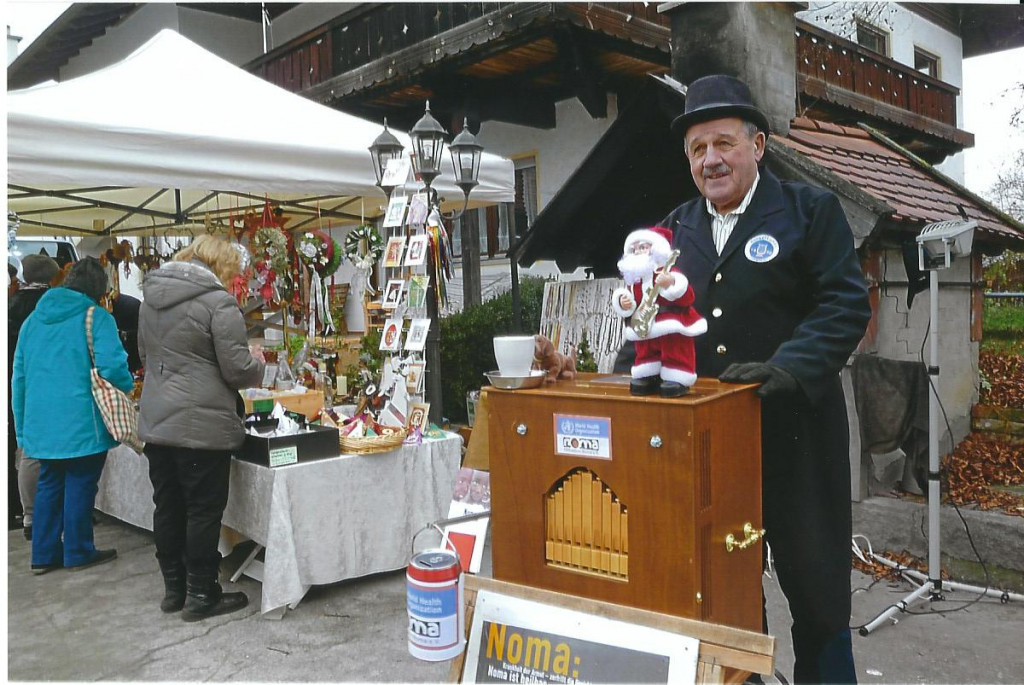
[
  {"xmin": 944, "ymin": 433, "xmax": 1024, "ymax": 517},
  {"xmin": 979, "ymin": 351, "xmax": 1024, "ymax": 408},
  {"xmin": 852, "ymin": 548, "xmax": 948, "ymax": 581},
  {"xmin": 936, "ymin": 350, "xmax": 1024, "ymax": 517}
]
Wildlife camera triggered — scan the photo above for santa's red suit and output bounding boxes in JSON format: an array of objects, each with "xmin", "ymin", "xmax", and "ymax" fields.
[{"xmin": 612, "ymin": 229, "xmax": 706, "ymax": 387}]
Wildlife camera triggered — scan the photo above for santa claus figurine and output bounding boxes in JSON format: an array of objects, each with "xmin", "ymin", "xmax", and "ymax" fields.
[{"xmin": 612, "ymin": 227, "xmax": 707, "ymax": 397}]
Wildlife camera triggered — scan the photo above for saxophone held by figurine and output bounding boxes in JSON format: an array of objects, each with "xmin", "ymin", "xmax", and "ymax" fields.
[{"xmin": 630, "ymin": 249, "xmax": 680, "ymax": 339}]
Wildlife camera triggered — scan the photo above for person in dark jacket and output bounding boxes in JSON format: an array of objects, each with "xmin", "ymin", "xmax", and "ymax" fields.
[
  {"xmin": 8, "ymin": 254, "xmax": 60, "ymax": 538},
  {"xmin": 111, "ymin": 292, "xmax": 143, "ymax": 374},
  {"xmin": 138, "ymin": 235, "xmax": 264, "ymax": 622},
  {"xmin": 618, "ymin": 75, "xmax": 870, "ymax": 683},
  {"xmin": 13, "ymin": 257, "xmax": 132, "ymax": 574}
]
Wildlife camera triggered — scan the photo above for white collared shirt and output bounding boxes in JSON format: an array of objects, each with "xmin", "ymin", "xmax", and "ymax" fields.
[{"xmin": 705, "ymin": 171, "xmax": 760, "ymax": 255}]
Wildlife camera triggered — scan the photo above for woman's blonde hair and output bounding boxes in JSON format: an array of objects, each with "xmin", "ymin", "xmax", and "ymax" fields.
[{"xmin": 173, "ymin": 235, "xmax": 241, "ymax": 287}]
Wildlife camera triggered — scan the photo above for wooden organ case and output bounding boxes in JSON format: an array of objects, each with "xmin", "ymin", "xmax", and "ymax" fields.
[{"xmin": 486, "ymin": 375, "xmax": 763, "ymax": 632}]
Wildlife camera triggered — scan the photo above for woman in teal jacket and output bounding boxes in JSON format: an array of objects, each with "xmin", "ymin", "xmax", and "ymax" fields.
[{"xmin": 12, "ymin": 257, "xmax": 133, "ymax": 574}]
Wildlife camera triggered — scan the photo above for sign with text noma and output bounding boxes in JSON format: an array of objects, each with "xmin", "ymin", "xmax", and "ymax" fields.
[{"xmin": 461, "ymin": 592, "xmax": 698, "ymax": 684}]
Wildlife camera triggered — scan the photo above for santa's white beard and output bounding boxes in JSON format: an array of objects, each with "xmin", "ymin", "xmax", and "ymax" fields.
[{"xmin": 618, "ymin": 252, "xmax": 659, "ymax": 286}]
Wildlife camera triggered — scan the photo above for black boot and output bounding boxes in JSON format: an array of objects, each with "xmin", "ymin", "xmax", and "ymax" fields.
[
  {"xmin": 158, "ymin": 559, "xmax": 187, "ymax": 613},
  {"xmin": 629, "ymin": 376, "xmax": 661, "ymax": 396},
  {"xmin": 181, "ymin": 569, "xmax": 248, "ymax": 622}
]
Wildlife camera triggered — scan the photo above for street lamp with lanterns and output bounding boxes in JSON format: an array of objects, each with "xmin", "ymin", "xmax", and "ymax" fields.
[{"xmin": 368, "ymin": 102, "xmax": 486, "ymax": 424}]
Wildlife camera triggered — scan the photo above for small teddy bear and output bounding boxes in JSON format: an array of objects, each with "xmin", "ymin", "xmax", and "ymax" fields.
[{"xmin": 532, "ymin": 334, "xmax": 577, "ymax": 383}]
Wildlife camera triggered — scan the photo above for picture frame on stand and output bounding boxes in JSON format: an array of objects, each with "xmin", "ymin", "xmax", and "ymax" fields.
[
  {"xmin": 405, "ymin": 318, "xmax": 430, "ymax": 352},
  {"xmin": 380, "ymin": 318, "xmax": 403, "ymax": 352},
  {"xmin": 383, "ymin": 237, "xmax": 406, "ymax": 267},
  {"xmin": 382, "ymin": 279, "xmax": 405, "ymax": 310}
]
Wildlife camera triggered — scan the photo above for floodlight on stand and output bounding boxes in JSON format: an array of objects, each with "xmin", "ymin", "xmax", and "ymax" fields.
[
  {"xmin": 859, "ymin": 214, "xmax": 1024, "ymax": 636},
  {"xmin": 368, "ymin": 118, "xmax": 405, "ymax": 198},
  {"xmin": 409, "ymin": 101, "xmax": 447, "ymax": 190},
  {"xmin": 916, "ymin": 219, "xmax": 976, "ymax": 271}
]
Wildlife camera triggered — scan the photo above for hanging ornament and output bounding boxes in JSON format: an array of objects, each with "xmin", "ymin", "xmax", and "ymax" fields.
[
  {"xmin": 343, "ymin": 224, "xmax": 384, "ymax": 296},
  {"xmin": 425, "ymin": 209, "xmax": 453, "ymax": 310}
]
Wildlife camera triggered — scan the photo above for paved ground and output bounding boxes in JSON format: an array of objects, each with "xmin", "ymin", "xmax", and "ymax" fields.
[{"xmin": 7, "ymin": 511, "xmax": 1024, "ymax": 683}]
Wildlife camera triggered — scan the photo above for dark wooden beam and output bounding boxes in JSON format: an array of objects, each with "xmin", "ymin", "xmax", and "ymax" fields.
[
  {"xmin": 553, "ymin": 26, "xmax": 607, "ymax": 119},
  {"xmin": 426, "ymin": 76, "xmax": 560, "ymax": 129}
]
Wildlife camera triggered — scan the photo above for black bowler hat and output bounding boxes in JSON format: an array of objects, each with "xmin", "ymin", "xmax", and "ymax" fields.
[{"xmin": 670, "ymin": 74, "xmax": 771, "ymax": 141}]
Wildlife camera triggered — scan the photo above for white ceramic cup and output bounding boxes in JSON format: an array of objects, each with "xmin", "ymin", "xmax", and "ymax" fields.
[{"xmin": 493, "ymin": 335, "xmax": 535, "ymax": 378}]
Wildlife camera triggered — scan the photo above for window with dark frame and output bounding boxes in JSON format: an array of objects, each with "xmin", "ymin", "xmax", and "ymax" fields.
[
  {"xmin": 856, "ymin": 21, "xmax": 888, "ymax": 57},
  {"xmin": 914, "ymin": 47, "xmax": 939, "ymax": 78},
  {"xmin": 452, "ymin": 156, "xmax": 537, "ymax": 260}
]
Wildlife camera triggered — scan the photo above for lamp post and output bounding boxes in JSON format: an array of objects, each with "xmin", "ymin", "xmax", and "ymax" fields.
[
  {"xmin": 368, "ymin": 118, "xmax": 405, "ymax": 200},
  {"xmin": 369, "ymin": 104, "xmax": 485, "ymax": 425}
]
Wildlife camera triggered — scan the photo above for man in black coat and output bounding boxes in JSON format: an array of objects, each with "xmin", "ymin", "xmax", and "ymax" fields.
[{"xmin": 621, "ymin": 75, "xmax": 870, "ymax": 683}]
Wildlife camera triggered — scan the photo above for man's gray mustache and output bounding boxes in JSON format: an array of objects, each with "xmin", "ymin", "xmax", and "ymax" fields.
[{"xmin": 703, "ymin": 165, "xmax": 731, "ymax": 178}]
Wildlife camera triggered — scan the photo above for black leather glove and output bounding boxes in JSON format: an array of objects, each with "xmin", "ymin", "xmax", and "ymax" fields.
[{"xmin": 718, "ymin": 362, "xmax": 799, "ymax": 398}]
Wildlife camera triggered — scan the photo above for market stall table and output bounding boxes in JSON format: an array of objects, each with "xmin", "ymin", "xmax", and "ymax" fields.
[{"xmin": 95, "ymin": 434, "xmax": 462, "ymax": 617}]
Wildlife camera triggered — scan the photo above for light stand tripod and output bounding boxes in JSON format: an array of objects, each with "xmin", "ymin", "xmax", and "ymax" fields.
[{"xmin": 859, "ymin": 219, "xmax": 1024, "ymax": 635}]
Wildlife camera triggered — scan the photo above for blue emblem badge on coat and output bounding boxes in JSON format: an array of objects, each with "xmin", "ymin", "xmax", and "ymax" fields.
[{"xmin": 745, "ymin": 234, "xmax": 779, "ymax": 263}]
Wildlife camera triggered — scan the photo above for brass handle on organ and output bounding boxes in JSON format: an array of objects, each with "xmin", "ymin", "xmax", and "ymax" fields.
[{"xmin": 725, "ymin": 522, "xmax": 765, "ymax": 553}]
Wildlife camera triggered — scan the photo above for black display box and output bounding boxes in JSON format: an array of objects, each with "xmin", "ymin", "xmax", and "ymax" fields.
[{"xmin": 236, "ymin": 420, "xmax": 340, "ymax": 468}]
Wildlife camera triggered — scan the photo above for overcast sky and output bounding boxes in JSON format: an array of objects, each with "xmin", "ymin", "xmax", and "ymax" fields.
[{"xmin": 6, "ymin": 2, "xmax": 1024, "ymax": 200}]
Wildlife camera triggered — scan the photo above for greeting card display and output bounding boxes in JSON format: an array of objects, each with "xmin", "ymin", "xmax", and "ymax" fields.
[
  {"xmin": 405, "ymin": 317, "xmax": 431, "ymax": 352},
  {"xmin": 383, "ymin": 237, "xmax": 406, "ymax": 267},
  {"xmin": 407, "ymin": 275, "xmax": 430, "ymax": 309},
  {"xmin": 405, "ymin": 234, "xmax": 429, "ymax": 267},
  {"xmin": 406, "ymin": 361, "xmax": 426, "ymax": 394},
  {"xmin": 380, "ymin": 318, "xmax": 403, "ymax": 352},
  {"xmin": 406, "ymin": 192, "xmax": 429, "ymax": 227},
  {"xmin": 383, "ymin": 195, "xmax": 409, "ymax": 228},
  {"xmin": 382, "ymin": 279, "xmax": 405, "ymax": 310},
  {"xmin": 381, "ymin": 157, "xmax": 412, "ymax": 189},
  {"xmin": 408, "ymin": 402, "xmax": 431, "ymax": 432}
]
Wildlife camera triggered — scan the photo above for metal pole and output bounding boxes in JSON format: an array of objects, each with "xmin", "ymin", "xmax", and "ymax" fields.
[
  {"xmin": 927, "ymin": 269, "xmax": 941, "ymax": 596},
  {"xmin": 424, "ymin": 228, "xmax": 443, "ymax": 426},
  {"xmin": 510, "ymin": 257, "xmax": 521, "ymax": 332},
  {"xmin": 261, "ymin": 3, "xmax": 269, "ymax": 54}
]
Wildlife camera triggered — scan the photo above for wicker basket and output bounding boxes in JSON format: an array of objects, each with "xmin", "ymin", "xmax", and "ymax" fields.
[{"xmin": 339, "ymin": 429, "xmax": 408, "ymax": 455}]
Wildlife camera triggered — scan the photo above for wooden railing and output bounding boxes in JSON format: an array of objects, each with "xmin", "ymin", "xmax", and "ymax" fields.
[
  {"xmin": 248, "ymin": 3, "xmax": 668, "ymax": 94},
  {"xmin": 795, "ymin": 19, "xmax": 959, "ymax": 128}
]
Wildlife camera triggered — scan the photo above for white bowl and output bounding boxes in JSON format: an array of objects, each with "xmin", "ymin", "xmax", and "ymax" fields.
[{"xmin": 484, "ymin": 369, "xmax": 545, "ymax": 390}]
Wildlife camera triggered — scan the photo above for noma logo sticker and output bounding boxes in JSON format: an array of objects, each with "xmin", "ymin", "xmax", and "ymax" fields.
[{"xmin": 553, "ymin": 414, "xmax": 612, "ymax": 460}]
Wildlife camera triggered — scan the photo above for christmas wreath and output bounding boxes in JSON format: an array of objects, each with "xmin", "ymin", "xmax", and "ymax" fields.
[
  {"xmin": 297, "ymin": 229, "xmax": 342, "ymax": 277},
  {"xmin": 343, "ymin": 224, "xmax": 384, "ymax": 271},
  {"xmin": 251, "ymin": 226, "xmax": 290, "ymax": 304}
]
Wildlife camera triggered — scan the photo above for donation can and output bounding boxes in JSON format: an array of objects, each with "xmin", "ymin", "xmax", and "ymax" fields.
[{"xmin": 406, "ymin": 548, "xmax": 465, "ymax": 661}]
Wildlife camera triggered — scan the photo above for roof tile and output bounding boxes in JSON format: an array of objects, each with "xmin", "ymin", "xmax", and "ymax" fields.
[{"xmin": 781, "ymin": 119, "xmax": 1023, "ymax": 245}]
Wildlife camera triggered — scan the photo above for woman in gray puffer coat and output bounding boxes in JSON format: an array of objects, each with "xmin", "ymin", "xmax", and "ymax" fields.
[{"xmin": 138, "ymin": 236, "xmax": 264, "ymax": 622}]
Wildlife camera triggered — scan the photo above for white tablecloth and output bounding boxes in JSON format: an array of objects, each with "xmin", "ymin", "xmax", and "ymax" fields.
[{"xmin": 95, "ymin": 435, "xmax": 462, "ymax": 615}]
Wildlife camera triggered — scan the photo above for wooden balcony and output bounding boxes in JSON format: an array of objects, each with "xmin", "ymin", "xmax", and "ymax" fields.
[
  {"xmin": 795, "ymin": 19, "xmax": 968, "ymax": 146},
  {"xmin": 247, "ymin": 3, "xmax": 668, "ymax": 97},
  {"xmin": 246, "ymin": 8, "xmax": 968, "ymax": 150}
]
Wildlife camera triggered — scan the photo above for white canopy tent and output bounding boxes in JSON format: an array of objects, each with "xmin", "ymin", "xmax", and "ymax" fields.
[{"xmin": 7, "ymin": 29, "xmax": 515, "ymax": 237}]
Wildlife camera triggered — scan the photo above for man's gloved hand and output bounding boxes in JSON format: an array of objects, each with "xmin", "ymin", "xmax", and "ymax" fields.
[{"xmin": 718, "ymin": 362, "xmax": 798, "ymax": 398}]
